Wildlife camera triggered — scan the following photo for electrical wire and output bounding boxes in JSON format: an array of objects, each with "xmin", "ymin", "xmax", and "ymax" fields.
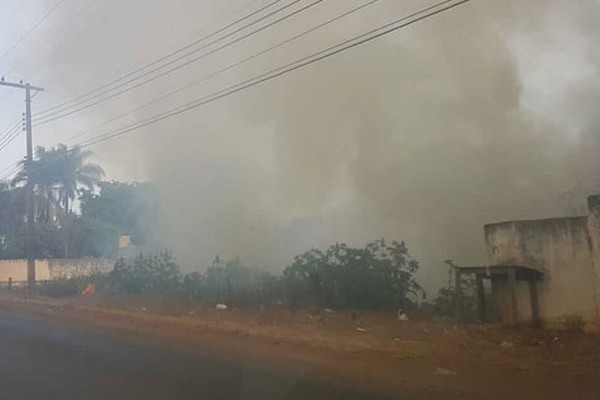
[
  {"xmin": 62, "ymin": 0, "xmax": 381, "ymax": 145},
  {"xmin": 34, "ymin": 0, "xmax": 287, "ymax": 117},
  {"xmin": 0, "ymin": 120, "xmax": 21, "ymax": 145},
  {"xmin": 0, "ymin": 0, "xmax": 67, "ymax": 69},
  {"xmin": 76, "ymin": 0, "xmax": 472, "ymax": 148},
  {"xmin": 2, "ymin": 0, "xmax": 102, "ymax": 77},
  {"xmin": 0, "ymin": 162, "xmax": 21, "ymax": 181},
  {"xmin": 0, "ymin": 125, "xmax": 22, "ymax": 153},
  {"xmin": 35, "ymin": 0, "xmax": 324, "ymax": 126},
  {"xmin": 34, "ymin": 0, "xmax": 321, "ymax": 125}
]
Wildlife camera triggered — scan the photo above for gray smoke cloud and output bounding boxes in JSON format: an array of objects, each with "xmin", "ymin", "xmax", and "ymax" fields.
[{"xmin": 29, "ymin": 0, "xmax": 600, "ymax": 294}]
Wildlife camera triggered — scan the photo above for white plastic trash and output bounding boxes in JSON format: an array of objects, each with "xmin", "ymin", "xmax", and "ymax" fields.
[{"xmin": 397, "ymin": 310, "xmax": 409, "ymax": 321}]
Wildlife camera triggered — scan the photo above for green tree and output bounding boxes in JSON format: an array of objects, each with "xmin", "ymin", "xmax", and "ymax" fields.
[
  {"xmin": 110, "ymin": 251, "xmax": 181, "ymax": 295},
  {"xmin": 79, "ymin": 181, "xmax": 161, "ymax": 247},
  {"xmin": 11, "ymin": 145, "xmax": 103, "ymax": 221},
  {"xmin": 11, "ymin": 145, "xmax": 104, "ymax": 257},
  {"xmin": 201, "ymin": 257, "xmax": 278, "ymax": 307},
  {"xmin": 54, "ymin": 145, "xmax": 104, "ymax": 214},
  {"xmin": 182, "ymin": 272, "xmax": 205, "ymax": 302},
  {"xmin": 283, "ymin": 239, "xmax": 421, "ymax": 311}
]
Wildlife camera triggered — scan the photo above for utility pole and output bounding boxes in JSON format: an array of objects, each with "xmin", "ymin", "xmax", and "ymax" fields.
[{"xmin": 0, "ymin": 78, "xmax": 44, "ymax": 295}]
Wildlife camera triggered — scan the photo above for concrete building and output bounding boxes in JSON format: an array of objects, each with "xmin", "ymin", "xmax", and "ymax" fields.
[{"xmin": 456, "ymin": 195, "xmax": 600, "ymax": 325}]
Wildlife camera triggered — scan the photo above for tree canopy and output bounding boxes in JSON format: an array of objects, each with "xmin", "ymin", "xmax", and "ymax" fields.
[
  {"xmin": 0, "ymin": 145, "xmax": 159, "ymax": 259},
  {"xmin": 283, "ymin": 239, "xmax": 422, "ymax": 311}
]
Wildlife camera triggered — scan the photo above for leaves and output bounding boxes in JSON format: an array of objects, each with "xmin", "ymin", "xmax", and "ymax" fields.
[
  {"xmin": 283, "ymin": 239, "xmax": 421, "ymax": 311},
  {"xmin": 110, "ymin": 251, "xmax": 181, "ymax": 295}
]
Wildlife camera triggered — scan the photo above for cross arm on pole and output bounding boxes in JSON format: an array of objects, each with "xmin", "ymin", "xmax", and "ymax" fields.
[{"xmin": 0, "ymin": 80, "xmax": 44, "ymax": 92}]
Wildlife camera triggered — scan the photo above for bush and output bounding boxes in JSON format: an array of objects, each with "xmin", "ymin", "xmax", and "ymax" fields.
[
  {"xmin": 104, "ymin": 239, "xmax": 422, "ymax": 313},
  {"xmin": 110, "ymin": 251, "xmax": 181, "ymax": 295},
  {"xmin": 38, "ymin": 271, "xmax": 111, "ymax": 298},
  {"xmin": 282, "ymin": 239, "xmax": 421, "ymax": 311},
  {"xmin": 38, "ymin": 278, "xmax": 79, "ymax": 298},
  {"xmin": 192, "ymin": 258, "xmax": 282, "ymax": 307},
  {"xmin": 561, "ymin": 315, "xmax": 585, "ymax": 334}
]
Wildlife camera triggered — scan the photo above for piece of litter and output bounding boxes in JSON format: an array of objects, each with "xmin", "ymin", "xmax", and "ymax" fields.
[
  {"xmin": 355, "ymin": 327, "xmax": 367, "ymax": 333},
  {"xmin": 216, "ymin": 303, "xmax": 228, "ymax": 310},
  {"xmin": 324, "ymin": 308, "xmax": 334, "ymax": 313},
  {"xmin": 397, "ymin": 312, "xmax": 409, "ymax": 321}
]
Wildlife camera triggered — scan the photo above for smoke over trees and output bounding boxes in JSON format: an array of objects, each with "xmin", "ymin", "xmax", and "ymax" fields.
[{"xmin": 22, "ymin": 0, "xmax": 600, "ymax": 293}]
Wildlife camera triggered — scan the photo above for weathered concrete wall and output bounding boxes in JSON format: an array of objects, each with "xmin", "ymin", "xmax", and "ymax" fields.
[
  {"xmin": 48, "ymin": 258, "xmax": 114, "ymax": 279},
  {"xmin": 491, "ymin": 278, "xmax": 532, "ymax": 322},
  {"xmin": 0, "ymin": 258, "xmax": 114, "ymax": 283},
  {"xmin": 0, "ymin": 260, "xmax": 50, "ymax": 282},
  {"xmin": 485, "ymin": 213, "xmax": 599, "ymax": 321},
  {"xmin": 588, "ymin": 195, "xmax": 600, "ymax": 308}
]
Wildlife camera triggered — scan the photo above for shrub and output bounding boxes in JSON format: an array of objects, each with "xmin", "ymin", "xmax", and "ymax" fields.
[
  {"xmin": 561, "ymin": 315, "xmax": 585, "ymax": 334},
  {"xmin": 110, "ymin": 251, "xmax": 181, "ymax": 295},
  {"xmin": 282, "ymin": 239, "xmax": 421, "ymax": 311},
  {"xmin": 38, "ymin": 278, "xmax": 79, "ymax": 298}
]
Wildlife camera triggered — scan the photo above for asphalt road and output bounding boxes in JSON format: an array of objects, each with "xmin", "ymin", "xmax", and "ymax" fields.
[{"xmin": 0, "ymin": 309, "xmax": 390, "ymax": 400}]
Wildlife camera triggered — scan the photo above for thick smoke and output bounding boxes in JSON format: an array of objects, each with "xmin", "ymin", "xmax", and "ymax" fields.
[{"xmin": 37, "ymin": 0, "xmax": 600, "ymax": 294}]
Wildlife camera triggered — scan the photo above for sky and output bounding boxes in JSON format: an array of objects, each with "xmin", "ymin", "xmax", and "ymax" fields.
[{"xmin": 0, "ymin": 0, "xmax": 599, "ymax": 295}]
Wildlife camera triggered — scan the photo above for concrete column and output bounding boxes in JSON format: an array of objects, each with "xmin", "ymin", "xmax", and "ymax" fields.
[
  {"xmin": 476, "ymin": 273, "xmax": 486, "ymax": 322},
  {"xmin": 529, "ymin": 278, "xmax": 540, "ymax": 327},
  {"xmin": 454, "ymin": 268, "xmax": 462, "ymax": 322},
  {"xmin": 508, "ymin": 267, "xmax": 518, "ymax": 323}
]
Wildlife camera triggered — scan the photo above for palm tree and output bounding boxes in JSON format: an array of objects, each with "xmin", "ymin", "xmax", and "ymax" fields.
[
  {"xmin": 54, "ymin": 145, "xmax": 105, "ymax": 215},
  {"xmin": 11, "ymin": 147, "xmax": 61, "ymax": 223},
  {"xmin": 54, "ymin": 145, "xmax": 104, "ymax": 258},
  {"xmin": 13, "ymin": 145, "xmax": 105, "ymax": 216},
  {"xmin": 11, "ymin": 144, "xmax": 104, "ymax": 258}
]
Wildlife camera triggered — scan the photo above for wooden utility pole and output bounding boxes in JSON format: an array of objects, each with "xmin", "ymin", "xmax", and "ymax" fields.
[{"xmin": 0, "ymin": 79, "xmax": 44, "ymax": 294}]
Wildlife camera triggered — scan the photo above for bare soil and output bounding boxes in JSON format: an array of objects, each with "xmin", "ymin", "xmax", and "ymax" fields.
[{"xmin": 2, "ymin": 293, "xmax": 600, "ymax": 399}]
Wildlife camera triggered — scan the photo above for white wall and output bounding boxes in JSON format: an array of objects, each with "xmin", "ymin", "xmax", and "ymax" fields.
[
  {"xmin": 485, "ymin": 212, "xmax": 599, "ymax": 321},
  {"xmin": 0, "ymin": 259, "xmax": 50, "ymax": 282},
  {"xmin": 0, "ymin": 258, "xmax": 114, "ymax": 283}
]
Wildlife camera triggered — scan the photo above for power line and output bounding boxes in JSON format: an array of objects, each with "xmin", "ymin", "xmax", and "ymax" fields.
[
  {"xmin": 0, "ymin": 162, "xmax": 17, "ymax": 176},
  {"xmin": 36, "ymin": 0, "xmax": 325, "ymax": 127},
  {"xmin": 34, "ymin": 0, "xmax": 287, "ymax": 118},
  {"xmin": 78, "ymin": 0, "xmax": 467, "ymax": 147},
  {"xmin": 0, "ymin": 120, "xmax": 21, "ymax": 144},
  {"xmin": 0, "ymin": 162, "xmax": 21, "ymax": 182},
  {"xmin": 34, "ymin": 0, "xmax": 321, "ymax": 125},
  {"xmin": 63, "ymin": 0, "xmax": 381, "ymax": 145},
  {"xmin": 5, "ymin": 0, "xmax": 273, "ymax": 92},
  {"xmin": 76, "ymin": 0, "xmax": 472, "ymax": 148},
  {"xmin": 2, "ymin": 0, "xmax": 102, "ymax": 77},
  {"xmin": 0, "ymin": 122, "xmax": 21, "ymax": 145},
  {"xmin": 0, "ymin": 0, "xmax": 67, "ymax": 69},
  {"xmin": 0, "ymin": 125, "xmax": 22, "ymax": 153}
]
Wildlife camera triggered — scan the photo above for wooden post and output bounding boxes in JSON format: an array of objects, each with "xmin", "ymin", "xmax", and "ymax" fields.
[
  {"xmin": 508, "ymin": 267, "xmax": 518, "ymax": 323},
  {"xmin": 476, "ymin": 273, "xmax": 486, "ymax": 322},
  {"xmin": 529, "ymin": 278, "xmax": 541, "ymax": 327}
]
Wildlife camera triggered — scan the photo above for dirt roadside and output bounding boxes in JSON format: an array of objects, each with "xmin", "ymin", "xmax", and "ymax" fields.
[{"xmin": 1, "ymin": 294, "xmax": 599, "ymax": 399}]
